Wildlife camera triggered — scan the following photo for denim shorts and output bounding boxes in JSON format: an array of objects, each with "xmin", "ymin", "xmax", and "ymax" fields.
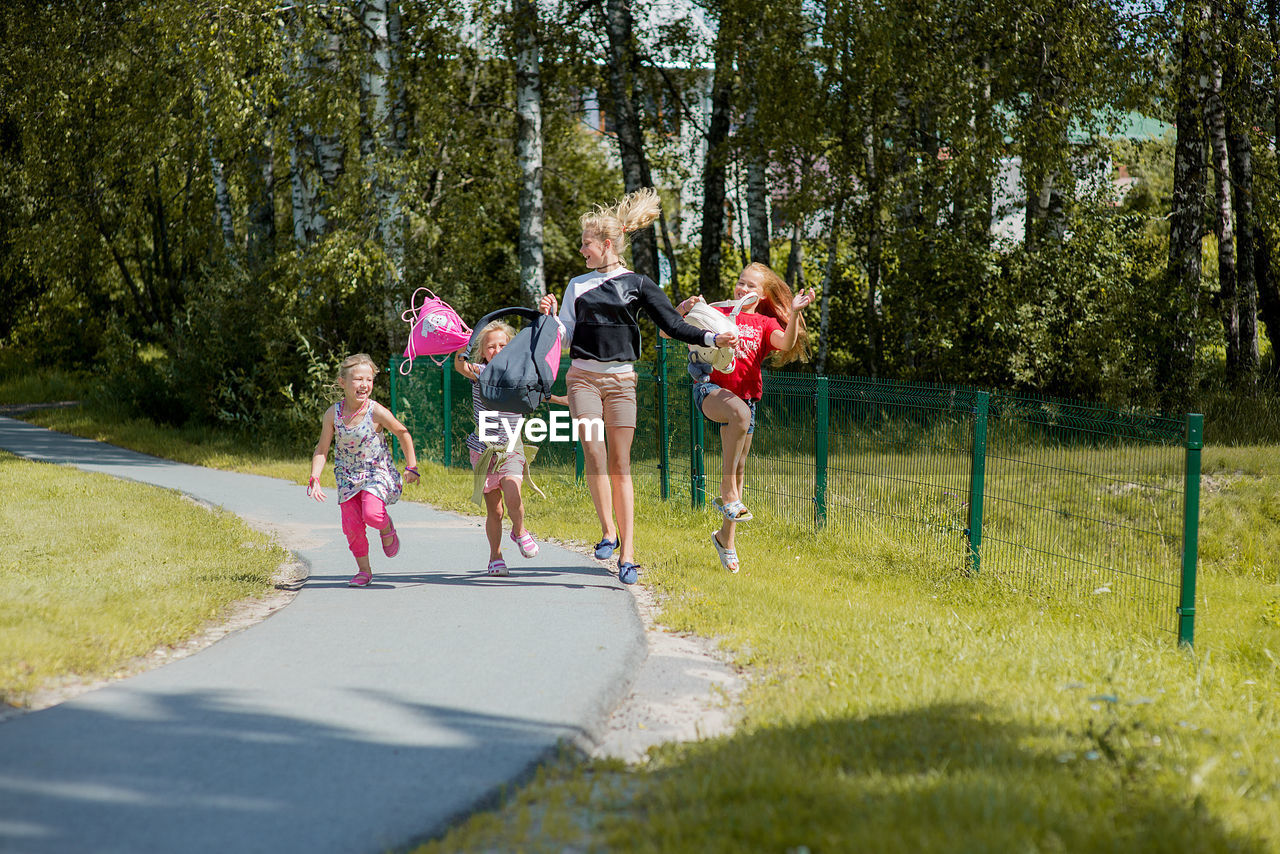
[{"xmin": 692, "ymin": 381, "xmax": 757, "ymax": 434}]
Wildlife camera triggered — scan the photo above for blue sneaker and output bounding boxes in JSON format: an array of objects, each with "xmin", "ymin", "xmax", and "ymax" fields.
[
  {"xmin": 617, "ymin": 561, "xmax": 639, "ymax": 585},
  {"xmin": 594, "ymin": 537, "xmax": 619, "ymax": 560}
]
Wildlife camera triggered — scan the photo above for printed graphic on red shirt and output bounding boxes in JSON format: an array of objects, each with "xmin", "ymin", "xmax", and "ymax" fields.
[{"xmin": 711, "ymin": 310, "xmax": 782, "ymax": 401}]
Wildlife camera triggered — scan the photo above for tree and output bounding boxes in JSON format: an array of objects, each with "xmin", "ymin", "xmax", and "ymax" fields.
[{"xmin": 513, "ymin": 0, "xmax": 545, "ymax": 307}]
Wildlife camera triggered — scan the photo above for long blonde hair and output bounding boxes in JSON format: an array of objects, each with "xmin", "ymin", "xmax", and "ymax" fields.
[
  {"xmin": 579, "ymin": 187, "xmax": 661, "ymax": 257},
  {"xmin": 744, "ymin": 263, "xmax": 810, "ymax": 366}
]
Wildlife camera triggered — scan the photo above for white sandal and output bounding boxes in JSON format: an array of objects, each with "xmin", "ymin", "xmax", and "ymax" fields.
[
  {"xmin": 486, "ymin": 558, "xmax": 509, "ymax": 577},
  {"xmin": 711, "ymin": 533, "xmax": 739, "ymax": 573}
]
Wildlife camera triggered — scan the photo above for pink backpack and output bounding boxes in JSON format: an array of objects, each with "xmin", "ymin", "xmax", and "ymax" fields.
[{"xmin": 400, "ymin": 288, "xmax": 473, "ymax": 373}]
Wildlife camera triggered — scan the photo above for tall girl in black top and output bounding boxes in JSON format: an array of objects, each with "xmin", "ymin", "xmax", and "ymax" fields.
[{"xmin": 539, "ymin": 188, "xmax": 737, "ymax": 584}]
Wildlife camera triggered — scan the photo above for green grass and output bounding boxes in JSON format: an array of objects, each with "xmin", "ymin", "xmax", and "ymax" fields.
[
  {"xmin": 0, "ymin": 363, "xmax": 93, "ymax": 405},
  {"xmin": 410, "ymin": 461, "xmax": 1280, "ymax": 853},
  {"xmin": 0, "ymin": 450, "xmax": 288, "ymax": 705},
  {"xmin": 8, "ymin": 401, "xmax": 1280, "ymax": 850},
  {"xmin": 20, "ymin": 404, "xmax": 322, "ymax": 485}
]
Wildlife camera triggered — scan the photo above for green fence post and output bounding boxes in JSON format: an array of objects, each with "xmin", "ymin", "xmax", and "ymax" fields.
[
  {"xmin": 966, "ymin": 391, "xmax": 990, "ymax": 574},
  {"xmin": 389, "ymin": 356, "xmax": 400, "ymax": 464},
  {"xmin": 656, "ymin": 337, "xmax": 670, "ymax": 501},
  {"xmin": 442, "ymin": 361, "xmax": 452, "ymax": 468},
  {"xmin": 814, "ymin": 376, "xmax": 829, "ymax": 528},
  {"xmin": 690, "ymin": 381, "xmax": 705, "ymax": 508},
  {"xmin": 1179, "ymin": 413, "xmax": 1203, "ymax": 647}
]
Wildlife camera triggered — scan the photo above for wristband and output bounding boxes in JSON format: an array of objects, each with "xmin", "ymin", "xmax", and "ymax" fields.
[
  {"xmin": 703, "ymin": 330, "xmax": 717, "ymax": 348},
  {"xmin": 308, "ymin": 477, "xmax": 319, "ymax": 486},
  {"xmin": 405, "ymin": 466, "xmax": 418, "ymax": 474}
]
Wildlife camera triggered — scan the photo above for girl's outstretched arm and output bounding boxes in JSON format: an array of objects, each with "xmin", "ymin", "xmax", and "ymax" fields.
[
  {"xmin": 453, "ymin": 350, "xmax": 480, "ymax": 381},
  {"xmin": 308, "ymin": 405, "xmax": 336, "ymax": 502},
  {"xmin": 770, "ymin": 287, "xmax": 817, "ymax": 353},
  {"xmin": 374, "ymin": 402, "xmax": 420, "ymax": 483}
]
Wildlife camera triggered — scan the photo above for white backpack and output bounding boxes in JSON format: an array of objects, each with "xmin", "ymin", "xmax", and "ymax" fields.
[{"xmin": 683, "ymin": 293, "xmax": 759, "ymax": 373}]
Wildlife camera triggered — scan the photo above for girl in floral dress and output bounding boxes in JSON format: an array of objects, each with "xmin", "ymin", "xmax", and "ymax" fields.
[{"xmin": 307, "ymin": 353, "xmax": 420, "ymax": 587}]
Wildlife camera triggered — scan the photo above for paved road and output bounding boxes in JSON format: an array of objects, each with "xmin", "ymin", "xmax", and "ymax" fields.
[{"xmin": 0, "ymin": 416, "xmax": 645, "ymax": 854}]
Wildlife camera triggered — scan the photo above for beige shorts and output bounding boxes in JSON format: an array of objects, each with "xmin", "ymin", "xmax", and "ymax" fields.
[
  {"xmin": 566, "ymin": 365, "xmax": 637, "ymax": 430},
  {"xmin": 469, "ymin": 447, "xmax": 525, "ymax": 493}
]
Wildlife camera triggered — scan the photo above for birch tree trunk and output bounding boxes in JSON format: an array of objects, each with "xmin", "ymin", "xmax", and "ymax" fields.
[
  {"xmin": 514, "ymin": 0, "xmax": 545, "ymax": 307},
  {"xmin": 361, "ymin": 0, "xmax": 405, "ymax": 348},
  {"xmin": 1206, "ymin": 59, "xmax": 1238, "ymax": 379},
  {"xmin": 699, "ymin": 27, "xmax": 734, "ymax": 297},
  {"xmin": 1164, "ymin": 0, "xmax": 1209, "ymax": 402},
  {"xmin": 1227, "ymin": 113, "xmax": 1259, "ymax": 384},
  {"xmin": 601, "ymin": 0, "xmax": 658, "ymax": 283},
  {"xmin": 864, "ymin": 125, "xmax": 882, "ymax": 378},
  {"xmin": 746, "ymin": 155, "xmax": 769, "ymax": 266},
  {"xmin": 286, "ymin": 10, "xmax": 324, "ymax": 247},
  {"xmin": 208, "ymin": 133, "xmax": 235, "ymax": 251},
  {"xmin": 313, "ymin": 29, "xmax": 345, "ymax": 215}
]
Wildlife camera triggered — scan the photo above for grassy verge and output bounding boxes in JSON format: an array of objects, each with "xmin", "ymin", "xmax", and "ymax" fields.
[
  {"xmin": 411, "ymin": 458, "xmax": 1280, "ymax": 853},
  {"xmin": 0, "ymin": 449, "xmax": 288, "ymax": 706},
  {"xmin": 10, "ymin": 403, "xmax": 1280, "ymax": 850}
]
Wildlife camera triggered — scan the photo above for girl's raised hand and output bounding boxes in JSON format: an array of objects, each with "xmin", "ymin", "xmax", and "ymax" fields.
[{"xmin": 792, "ymin": 287, "xmax": 817, "ymax": 311}]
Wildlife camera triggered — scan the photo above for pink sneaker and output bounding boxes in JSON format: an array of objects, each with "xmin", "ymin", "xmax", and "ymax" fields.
[
  {"xmin": 487, "ymin": 558, "xmax": 509, "ymax": 577},
  {"xmin": 510, "ymin": 529, "xmax": 538, "ymax": 558}
]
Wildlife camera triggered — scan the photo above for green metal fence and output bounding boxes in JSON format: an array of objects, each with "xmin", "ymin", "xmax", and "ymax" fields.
[{"xmin": 390, "ymin": 340, "xmax": 1201, "ymax": 645}]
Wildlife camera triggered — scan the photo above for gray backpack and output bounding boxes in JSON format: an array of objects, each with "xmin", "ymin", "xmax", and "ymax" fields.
[{"xmin": 467, "ymin": 307, "xmax": 565, "ymax": 415}]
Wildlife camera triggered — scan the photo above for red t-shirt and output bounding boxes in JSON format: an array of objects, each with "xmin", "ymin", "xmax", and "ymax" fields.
[{"xmin": 710, "ymin": 309, "xmax": 783, "ymax": 401}]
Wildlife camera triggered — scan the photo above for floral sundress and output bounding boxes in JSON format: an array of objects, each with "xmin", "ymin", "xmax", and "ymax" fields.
[{"xmin": 334, "ymin": 399, "xmax": 402, "ymax": 506}]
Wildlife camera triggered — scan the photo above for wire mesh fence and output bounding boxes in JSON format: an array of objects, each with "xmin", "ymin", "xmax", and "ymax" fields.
[{"xmin": 391, "ymin": 340, "xmax": 1199, "ymax": 644}]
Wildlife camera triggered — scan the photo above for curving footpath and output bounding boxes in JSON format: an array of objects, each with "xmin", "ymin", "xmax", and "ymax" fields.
[{"xmin": 0, "ymin": 416, "xmax": 646, "ymax": 854}]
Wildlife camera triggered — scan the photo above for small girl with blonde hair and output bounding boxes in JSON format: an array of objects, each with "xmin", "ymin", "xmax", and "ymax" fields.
[
  {"xmin": 308, "ymin": 353, "xmax": 419, "ymax": 587},
  {"xmin": 538, "ymin": 188, "xmax": 738, "ymax": 584},
  {"xmin": 454, "ymin": 321, "xmax": 564, "ymax": 576}
]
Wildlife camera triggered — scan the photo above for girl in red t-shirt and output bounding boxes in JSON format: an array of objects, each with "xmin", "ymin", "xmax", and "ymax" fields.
[{"xmin": 676, "ymin": 262, "xmax": 815, "ymax": 573}]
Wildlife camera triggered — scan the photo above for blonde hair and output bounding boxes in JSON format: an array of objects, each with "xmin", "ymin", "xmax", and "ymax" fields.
[
  {"xmin": 477, "ymin": 321, "xmax": 516, "ymax": 364},
  {"xmin": 579, "ymin": 187, "xmax": 661, "ymax": 257},
  {"xmin": 743, "ymin": 263, "xmax": 810, "ymax": 366},
  {"xmin": 338, "ymin": 353, "xmax": 378, "ymax": 379}
]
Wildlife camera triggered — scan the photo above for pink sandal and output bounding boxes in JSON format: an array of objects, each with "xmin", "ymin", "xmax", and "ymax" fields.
[
  {"xmin": 510, "ymin": 529, "xmax": 539, "ymax": 558},
  {"xmin": 487, "ymin": 558, "xmax": 509, "ymax": 577},
  {"xmin": 380, "ymin": 520, "xmax": 400, "ymax": 558},
  {"xmin": 348, "ymin": 569, "xmax": 373, "ymax": 587}
]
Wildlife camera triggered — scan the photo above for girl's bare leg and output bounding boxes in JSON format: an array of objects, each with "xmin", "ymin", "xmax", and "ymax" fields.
[
  {"xmin": 581, "ymin": 434, "xmax": 616, "ymax": 543},
  {"xmin": 607, "ymin": 425, "xmax": 636, "ymax": 564},
  {"xmin": 719, "ymin": 432, "xmax": 754, "ymax": 551},
  {"xmin": 500, "ymin": 476, "xmax": 525, "ymax": 535},
  {"xmin": 701, "ymin": 390, "xmax": 751, "ymax": 504},
  {"xmin": 484, "ymin": 489, "xmax": 505, "ymax": 560}
]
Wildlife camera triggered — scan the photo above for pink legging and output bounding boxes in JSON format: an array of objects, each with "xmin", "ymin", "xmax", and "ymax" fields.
[{"xmin": 340, "ymin": 491, "xmax": 389, "ymax": 558}]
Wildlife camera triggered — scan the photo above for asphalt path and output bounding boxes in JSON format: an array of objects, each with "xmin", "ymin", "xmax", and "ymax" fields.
[{"xmin": 0, "ymin": 416, "xmax": 646, "ymax": 854}]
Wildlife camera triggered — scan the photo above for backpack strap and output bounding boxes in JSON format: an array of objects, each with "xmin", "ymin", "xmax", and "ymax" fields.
[
  {"xmin": 707, "ymin": 293, "xmax": 760, "ymax": 321},
  {"xmin": 466, "ymin": 306, "xmax": 544, "ymax": 353}
]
